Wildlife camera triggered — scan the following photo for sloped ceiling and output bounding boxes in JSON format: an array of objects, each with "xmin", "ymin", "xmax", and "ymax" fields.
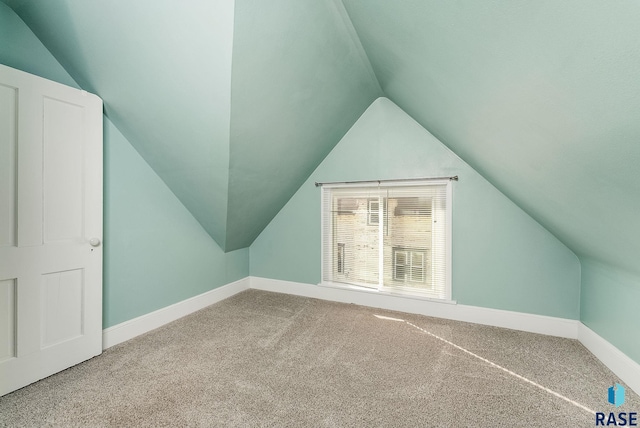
[
  {"xmin": 227, "ymin": 0, "xmax": 380, "ymax": 249},
  {"xmin": 4, "ymin": 0, "xmax": 640, "ymax": 274},
  {"xmin": 5, "ymin": 0, "xmax": 381, "ymax": 251},
  {"xmin": 342, "ymin": 0, "xmax": 640, "ymax": 275},
  {"xmin": 6, "ymin": 0, "xmax": 235, "ymax": 248}
]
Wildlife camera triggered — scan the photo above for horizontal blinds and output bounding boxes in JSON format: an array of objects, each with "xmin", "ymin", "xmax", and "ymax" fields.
[
  {"xmin": 382, "ymin": 185, "xmax": 447, "ymax": 299},
  {"xmin": 322, "ymin": 182, "xmax": 450, "ymax": 300},
  {"xmin": 322, "ymin": 186, "xmax": 380, "ymax": 288}
]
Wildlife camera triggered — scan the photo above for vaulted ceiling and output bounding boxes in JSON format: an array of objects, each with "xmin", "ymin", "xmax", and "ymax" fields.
[
  {"xmin": 4, "ymin": 0, "xmax": 381, "ymax": 251},
  {"xmin": 341, "ymin": 0, "xmax": 640, "ymax": 275},
  {"xmin": 4, "ymin": 0, "xmax": 640, "ymax": 275}
]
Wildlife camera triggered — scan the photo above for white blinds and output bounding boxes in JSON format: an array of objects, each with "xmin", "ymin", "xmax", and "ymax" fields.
[
  {"xmin": 321, "ymin": 181, "xmax": 451, "ymax": 300},
  {"xmin": 322, "ymin": 186, "xmax": 380, "ymax": 288}
]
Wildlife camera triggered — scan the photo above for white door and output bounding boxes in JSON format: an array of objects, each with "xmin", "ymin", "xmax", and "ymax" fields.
[{"xmin": 0, "ymin": 64, "xmax": 103, "ymax": 396}]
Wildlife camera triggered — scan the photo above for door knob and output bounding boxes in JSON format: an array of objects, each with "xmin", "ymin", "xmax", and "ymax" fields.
[{"xmin": 89, "ymin": 238, "xmax": 101, "ymax": 247}]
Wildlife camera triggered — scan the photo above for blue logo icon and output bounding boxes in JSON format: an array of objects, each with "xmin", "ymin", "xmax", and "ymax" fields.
[{"xmin": 608, "ymin": 383, "xmax": 626, "ymax": 407}]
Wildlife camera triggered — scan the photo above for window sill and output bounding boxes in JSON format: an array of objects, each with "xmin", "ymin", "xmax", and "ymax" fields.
[{"xmin": 317, "ymin": 281, "xmax": 457, "ymax": 305}]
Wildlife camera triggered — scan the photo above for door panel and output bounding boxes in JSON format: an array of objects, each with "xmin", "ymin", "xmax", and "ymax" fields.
[
  {"xmin": 0, "ymin": 64, "xmax": 103, "ymax": 396},
  {"xmin": 0, "ymin": 84, "xmax": 17, "ymax": 248},
  {"xmin": 41, "ymin": 269, "xmax": 84, "ymax": 348},
  {"xmin": 43, "ymin": 98, "xmax": 84, "ymax": 243}
]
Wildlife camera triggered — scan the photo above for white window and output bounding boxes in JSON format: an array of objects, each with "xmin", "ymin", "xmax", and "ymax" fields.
[
  {"xmin": 393, "ymin": 248, "xmax": 427, "ymax": 283},
  {"xmin": 321, "ymin": 180, "xmax": 452, "ymax": 300},
  {"xmin": 367, "ymin": 199, "xmax": 379, "ymax": 225}
]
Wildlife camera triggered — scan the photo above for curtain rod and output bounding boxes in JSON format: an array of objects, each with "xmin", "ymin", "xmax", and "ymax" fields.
[{"xmin": 314, "ymin": 176, "xmax": 458, "ymax": 187}]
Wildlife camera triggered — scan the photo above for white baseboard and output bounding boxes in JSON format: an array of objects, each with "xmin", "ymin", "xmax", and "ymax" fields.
[
  {"xmin": 578, "ymin": 323, "xmax": 640, "ymax": 395},
  {"xmin": 250, "ymin": 276, "xmax": 640, "ymax": 396},
  {"xmin": 102, "ymin": 277, "xmax": 250, "ymax": 349},
  {"xmin": 101, "ymin": 275, "xmax": 639, "ymax": 397},
  {"xmin": 249, "ymin": 276, "xmax": 579, "ymax": 339}
]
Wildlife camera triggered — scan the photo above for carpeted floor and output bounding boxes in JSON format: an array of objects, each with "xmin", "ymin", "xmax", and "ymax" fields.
[{"xmin": 0, "ymin": 289, "xmax": 638, "ymax": 427}]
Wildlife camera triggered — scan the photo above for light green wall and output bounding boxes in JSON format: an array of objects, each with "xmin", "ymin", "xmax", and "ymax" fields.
[
  {"xmin": 0, "ymin": 3, "xmax": 248, "ymax": 328},
  {"xmin": 103, "ymin": 119, "xmax": 248, "ymax": 327},
  {"xmin": 251, "ymin": 98, "xmax": 580, "ymax": 319},
  {"xmin": 580, "ymin": 259, "xmax": 640, "ymax": 364}
]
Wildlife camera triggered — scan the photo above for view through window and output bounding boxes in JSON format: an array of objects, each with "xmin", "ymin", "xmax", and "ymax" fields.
[{"xmin": 321, "ymin": 181, "xmax": 451, "ymax": 300}]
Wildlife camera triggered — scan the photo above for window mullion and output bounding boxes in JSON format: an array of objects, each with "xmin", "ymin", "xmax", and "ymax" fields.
[{"xmin": 378, "ymin": 193, "xmax": 384, "ymax": 290}]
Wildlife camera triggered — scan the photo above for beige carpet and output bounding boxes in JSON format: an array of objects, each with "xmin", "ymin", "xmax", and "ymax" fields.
[{"xmin": 1, "ymin": 289, "xmax": 638, "ymax": 427}]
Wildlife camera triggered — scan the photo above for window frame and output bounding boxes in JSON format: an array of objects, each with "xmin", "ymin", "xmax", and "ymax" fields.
[{"xmin": 320, "ymin": 179, "xmax": 453, "ymax": 302}]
